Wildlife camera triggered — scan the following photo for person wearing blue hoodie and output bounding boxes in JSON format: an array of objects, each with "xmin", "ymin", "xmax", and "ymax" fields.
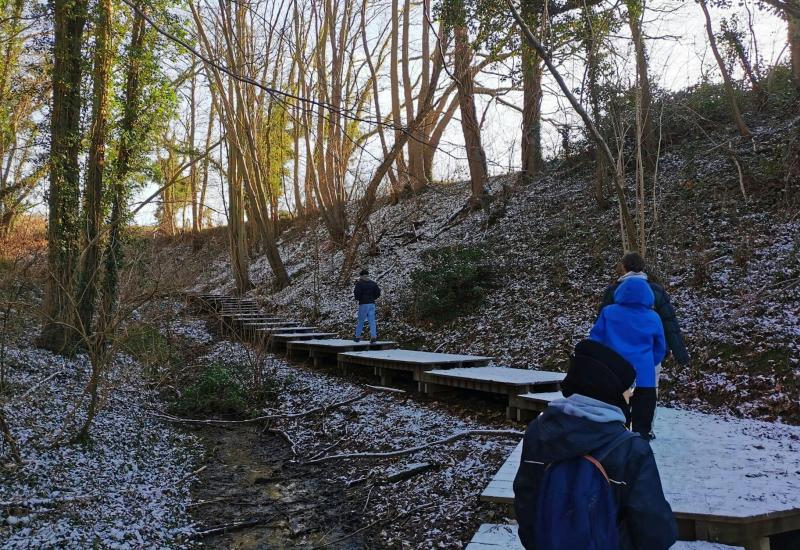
[
  {"xmin": 590, "ymin": 276, "xmax": 667, "ymax": 439},
  {"xmin": 514, "ymin": 339, "xmax": 676, "ymax": 550}
]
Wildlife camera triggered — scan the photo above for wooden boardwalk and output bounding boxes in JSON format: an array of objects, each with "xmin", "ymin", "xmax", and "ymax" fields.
[
  {"xmin": 507, "ymin": 391, "xmax": 563, "ymax": 421},
  {"xmin": 465, "ymin": 524, "xmax": 744, "ymax": 550},
  {"xmin": 268, "ymin": 332, "xmax": 337, "ymax": 352},
  {"xmin": 337, "ymin": 349, "xmax": 491, "ymax": 387},
  {"xmin": 418, "ymin": 367, "xmax": 563, "ymax": 416},
  {"xmin": 480, "ymin": 407, "xmax": 800, "ymax": 550},
  {"xmin": 287, "ymin": 338, "xmax": 398, "ymax": 366}
]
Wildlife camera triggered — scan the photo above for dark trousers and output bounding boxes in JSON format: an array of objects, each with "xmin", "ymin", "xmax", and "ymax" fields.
[{"xmin": 630, "ymin": 387, "xmax": 657, "ymax": 436}]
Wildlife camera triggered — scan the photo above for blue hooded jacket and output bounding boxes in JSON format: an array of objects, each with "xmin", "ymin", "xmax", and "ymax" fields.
[
  {"xmin": 589, "ymin": 278, "xmax": 666, "ymax": 387},
  {"xmin": 513, "ymin": 396, "xmax": 677, "ymax": 550}
]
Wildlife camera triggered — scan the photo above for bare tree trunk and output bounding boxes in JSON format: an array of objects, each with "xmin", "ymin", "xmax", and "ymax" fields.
[
  {"xmin": 75, "ymin": 0, "xmax": 113, "ymax": 341},
  {"xmin": 226, "ymin": 139, "xmax": 252, "ymax": 294},
  {"xmin": 699, "ymin": 0, "xmax": 752, "ymax": 138},
  {"xmin": 39, "ymin": 0, "xmax": 88, "ymax": 354},
  {"xmin": 521, "ymin": 1, "xmax": 543, "ymax": 177},
  {"xmin": 403, "ymin": 0, "xmax": 425, "ymax": 191},
  {"xmin": 101, "ymin": 11, "xmax": 146, "ymax": 329},
  {"xmin": 390, "ymin": 0, "xmax": 409, "ymax": 189},
  {"xmin": 627, "ymin": 0, "xmax": 657, "ymax": 173},
  {"xmin": 790, "ymin": 14, "xmax": 800, "ymax": 91},
  {"xmin": 189, "ymin": 64, "xmax": 199, "ymax": 237},
  {"xmin": 583, "ymin": 8, "xmax": 609, "ymax": 208},
  {"xmin": 453, "ymin": 22, "xmax": 488, "ymax": 208},
  {"xmin": 198, "ymin": 91, "xmax": 215, "ymax": 230}
]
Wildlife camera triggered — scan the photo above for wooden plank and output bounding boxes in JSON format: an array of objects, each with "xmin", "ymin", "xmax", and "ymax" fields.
[
  {"xmin": 267, "ymin": 332, "xmax": 336, "ymax": 352},
  {"xmin": 339, "ymin": 349, "xmax": 491, "ymax": 367},
  {"xmin": 270, "ymin": 332, "xmax": 336, "ymax": 342},
  {"xmin": 420, "ymin": 367, "xmax": 563, "ymax": 397}
]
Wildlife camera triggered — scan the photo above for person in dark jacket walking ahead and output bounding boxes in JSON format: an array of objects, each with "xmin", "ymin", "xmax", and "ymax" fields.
[
  {"xmin": 353, "ymin": 269, "xmax": 381, "ymax": 343},
  {"xmin": 513, "ymin": 339, "xmax": 676, "ymax": 550},
  {"xmin": 599, "ymin": 252, "xmax": 689, "ymax": 366},
  {"xmin": 591, "ymin": 277, "xmax": 667, "ymax": 438}
]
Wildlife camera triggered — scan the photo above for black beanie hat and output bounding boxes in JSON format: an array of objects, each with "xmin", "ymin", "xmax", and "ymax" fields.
[
  {"xmin": 359, "ymin": 269, "xmax": 369, "ymax": 276},
  {"xmin": 561, "ymin": 339, "xmax": 636, "ymax": 412}
]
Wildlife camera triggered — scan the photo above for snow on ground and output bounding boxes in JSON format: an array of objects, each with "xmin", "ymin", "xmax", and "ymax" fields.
[
  {"xmin": 191, "ymin": 337, "xmax": 519, "ymax": 549},
  {"xmin": 0, "ymin": 344, "xmax": 201, "ymax": 548}
]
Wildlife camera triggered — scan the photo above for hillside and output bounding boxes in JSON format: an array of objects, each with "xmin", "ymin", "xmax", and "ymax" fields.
[{"xmin": 179, "ymin": 111, "xmax": 800, "ymax": 425}]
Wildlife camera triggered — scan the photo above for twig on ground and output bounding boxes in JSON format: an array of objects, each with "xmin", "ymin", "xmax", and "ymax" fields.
[
  {"xmin": 153, "ymin": 392, "xmax": 367, "ymax": 425},
  {"xmin": 361, "ymin": 483, "xmax": 376, "ymax": 513},
  {"xmin": 192, "ymin": 516, "xmax": 275, "ymax": 538},
  {"xmin": 0, "ymin": 494, "xmax": 93, "ymax": 508},
  {"xmin": 18, "ymin": 371, "xmax": 63, "ymax": 400},
  {"xmin": 305, "ymin": 429, "xmax": 522, "ymax": 464},
  {"xmin": 314, "ymin": 503, "xmax": 435, "ymax": 548},
  {"xmin": 266, "ymin": 428, "xmax": 297, "ymax": 456},
  {"xmin": 308, "ymin": 433, "xmax": 351, "ymax": 462},
  {"xmin": 177, "ymin": 464, "xmax": 207, "ymax": 484},
  {"xmin": 364, "ymin": 384, "xmax": 406, "ymax": 394}
]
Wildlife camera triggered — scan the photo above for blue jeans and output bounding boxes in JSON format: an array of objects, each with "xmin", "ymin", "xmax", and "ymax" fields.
[{"xmin": 355, "ymin": 303, "xmax": 377, "ymax": 339}]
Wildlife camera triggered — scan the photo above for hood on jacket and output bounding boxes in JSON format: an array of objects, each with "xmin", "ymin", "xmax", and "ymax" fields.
[
  {"xmin": 618, "ymin": 270, "xmax": 648, "ymax": 282},
  {"xmin": 613, "ymin": 277, "xmax": 654, "ymax": 308},
  {"xmin": 528, "ymin": 400, "xmax": 628, "ymax": 463}
]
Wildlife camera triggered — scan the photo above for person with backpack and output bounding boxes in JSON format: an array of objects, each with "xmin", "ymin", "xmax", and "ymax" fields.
[
  {"xmin": 590, "ymin": 277, "xmax": 667, "ymax": 439},
  {"xmin": 513, "ymin": 339, "xmax": 676, "ymax": 550},
  {"xmin": 353, "ymin": 268, "xmax": 381, "ymax": 343}
]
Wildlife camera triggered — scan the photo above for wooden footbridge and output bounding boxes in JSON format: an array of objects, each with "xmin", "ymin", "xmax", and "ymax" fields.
[{"xmin": 187, "ymin": 293, "xmax": 800, "ymax": 550}]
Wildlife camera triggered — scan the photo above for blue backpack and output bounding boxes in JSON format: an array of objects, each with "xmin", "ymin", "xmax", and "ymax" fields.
[{"xmin": 534, "ymin": 430, "xmax": 635, "ymax": 550}]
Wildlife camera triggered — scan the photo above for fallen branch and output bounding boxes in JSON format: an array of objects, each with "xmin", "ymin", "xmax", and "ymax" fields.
[
  {"xmin": 192, "ymin": 516, "xmax": 275, "ymax": 538},
  {"xmin": 364, "ymin": 384, "xmax": 406, "ymax": 394},
  {"xmin": 0, "ymin": 494, "xmax": 93, "ymax": 508},
  {"xmin": 176, "ymin": 464, "xmax": 207, "ymax": 484},
  {"xmin": 19, "ymin": 371, "xmax": 64, "ymax": 400},
  {"xmin": 153, "ymin": 393, "xmax": 367, "ymax": 426},
  {"xmin": 305, "ymin": 429, "xmax": 522, "ymax": 464}
]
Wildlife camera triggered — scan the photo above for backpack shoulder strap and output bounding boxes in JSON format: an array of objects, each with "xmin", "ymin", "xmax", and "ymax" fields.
[
  {"xmin": 581, "ymin": 429, "xmax": 636, "ymax": 485},
  {"xmin": 592, "ymin": 429, "xmax": 637, "ymax": 463}
]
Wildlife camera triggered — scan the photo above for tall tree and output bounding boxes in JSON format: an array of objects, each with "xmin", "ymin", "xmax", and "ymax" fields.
[
  {"xmin": 39, "ymin": 0, "xmax": 88, "ymax": 353},
  {"xmin": 449, "ymin": 0, "xmax": 489, "ymax": 208},
  {"xmin": 626, "ymin": 0, "xmax": 657, "ymax": 172},
  {"xmin": 790, "ymin": 13, "xmax": 800, "ymax": 90},
  {"xmin": 698, "ymin": 0, "xmax": 752, "ymax": 138},
  {"xmin": 520, "ymin": 0, "xmax": 543, "ymax": 176},
  {"xmin": 76, "ymin": 0, "xmax": 114, "ymax": 339}
]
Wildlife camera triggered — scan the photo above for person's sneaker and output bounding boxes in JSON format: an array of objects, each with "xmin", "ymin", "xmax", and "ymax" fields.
[
  {"xmin": 370, "ymin": 338, "xmax": 377, "ymax": 344},
  {"xmin": 643, "ymin": 432, "xmax": 656, "ymax": 442},
  {"xmin": 353, "ymin": 337, "xmax": 360, "ymax": 342}
]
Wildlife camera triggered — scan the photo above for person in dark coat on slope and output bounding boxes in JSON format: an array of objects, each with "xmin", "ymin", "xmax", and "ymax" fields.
[
  {"xmin": 513, "ymin": 339, "xmax": 676, "ymax": 550},
  {"xmin": 591, "ymin": 277, "xmax": 667, "ymax": 439},
  {"xmin": 599, "ymin": 252, "xmax": 689, "ymax": 366},
  {"xmin": 353, "ymin": 269, "xmax": 381, "ymax": 343}
]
